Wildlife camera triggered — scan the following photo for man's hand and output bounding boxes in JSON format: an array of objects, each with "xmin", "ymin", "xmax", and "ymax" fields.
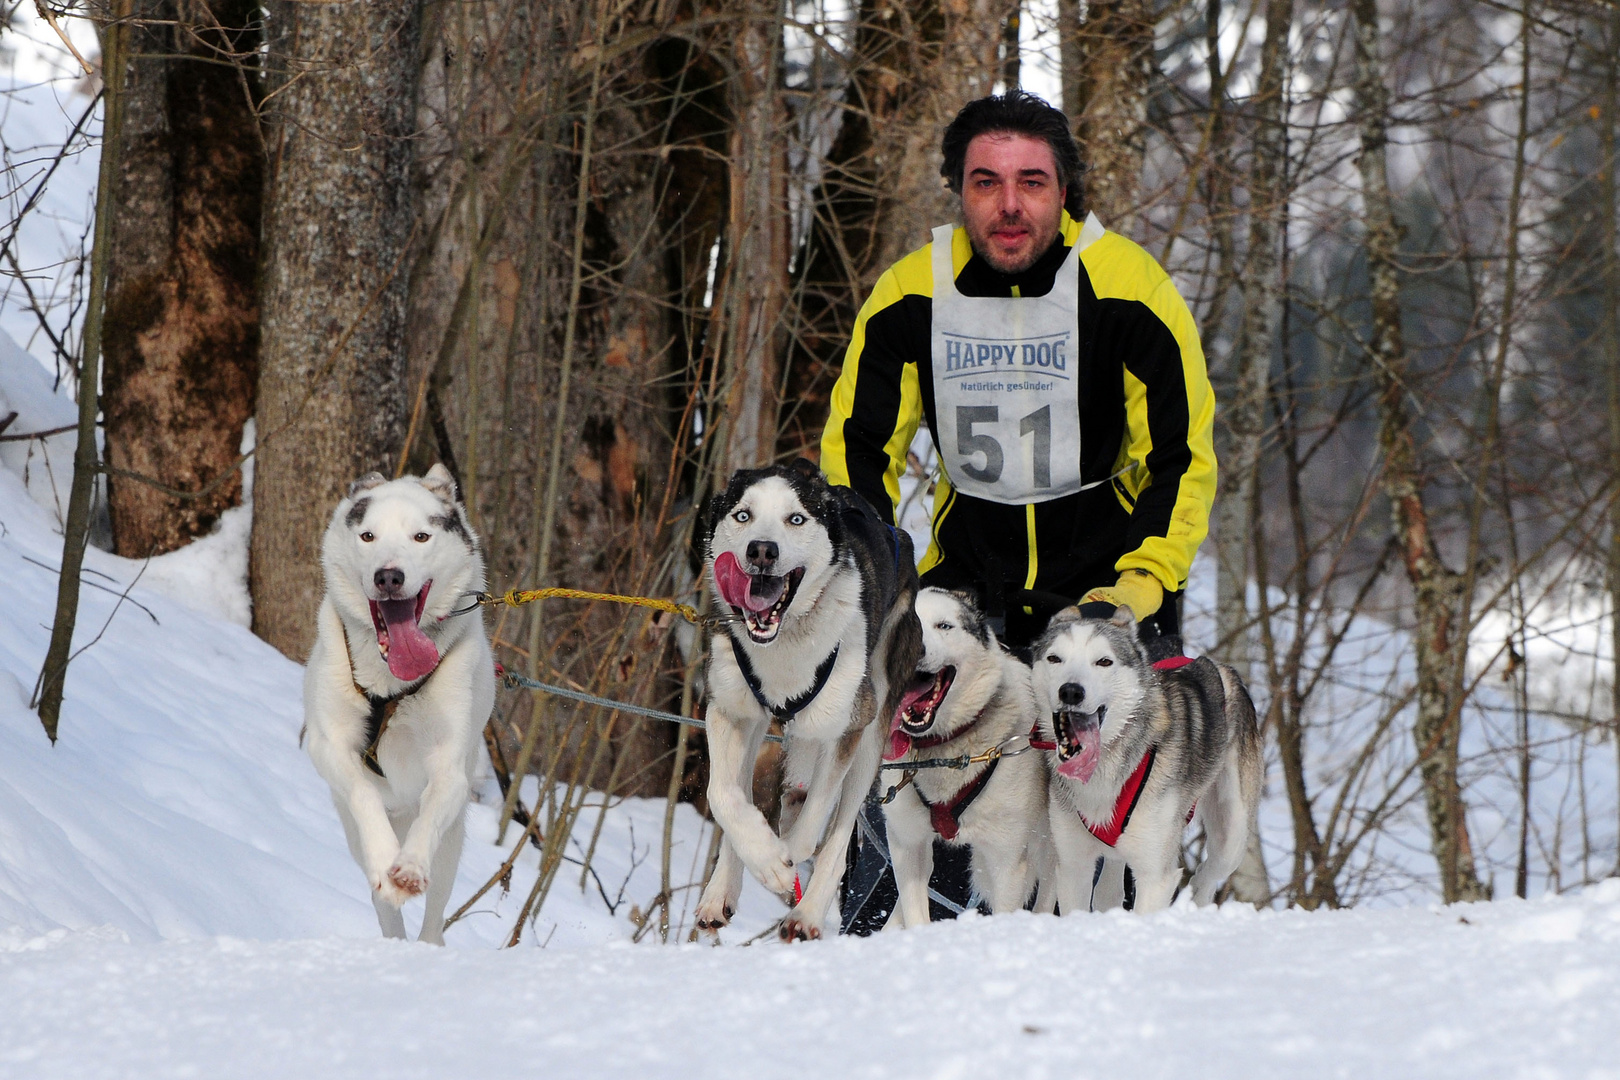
[{"xmin": 1081, "ymin": 569, "xmax": 1164, "ymax": 619}]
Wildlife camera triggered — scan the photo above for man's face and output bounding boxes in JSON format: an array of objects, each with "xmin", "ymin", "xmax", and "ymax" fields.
[{"xmin": 959, "ymin": 132, "xmax": 1067, "ymax": 275}]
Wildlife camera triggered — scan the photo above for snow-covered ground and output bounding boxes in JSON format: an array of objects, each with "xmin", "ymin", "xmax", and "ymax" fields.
[
  {"xmin": 2, "ymin": 364, "xmax": 1618, "ymax": 1075},
  {"xmin": 5, "ymin": 886, "xmax": 1620, "ymax": 1080}
]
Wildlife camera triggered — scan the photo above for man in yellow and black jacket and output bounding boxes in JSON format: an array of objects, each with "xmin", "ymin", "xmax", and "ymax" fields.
[
  {"xmin": 829, "ymin": 92, "xmax": 1215, "ymax": 929},
  {"xmin": 821, "ymin": 91, "xmax": 1215, "ymax": 651}
]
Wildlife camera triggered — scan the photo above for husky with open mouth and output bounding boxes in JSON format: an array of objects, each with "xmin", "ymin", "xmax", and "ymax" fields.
[
  {"xmin": 880, "ymin": 588, "xmax": 1055, "ymax": 924},
  {"xmin": 302, "ymin": 464, "xmax": 494, "ymax": 944},
  {"xmin": 1032, "ymin": 606, "xmax": 1261, "ymax": 914},
  {"xmin": 697, "ymin": 460, "xmax": 921, "ymax": 941}
]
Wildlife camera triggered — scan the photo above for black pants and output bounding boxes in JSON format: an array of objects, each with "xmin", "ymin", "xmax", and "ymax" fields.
[{"xmin": 839, "ymin": 589, "xmax": 1182, "ymax": 934}]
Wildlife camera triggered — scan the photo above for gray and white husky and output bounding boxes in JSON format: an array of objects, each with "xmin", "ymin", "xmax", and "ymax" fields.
[
  {"xmin": 696, "ymin": 460, "xmax": 921, "ymax": 941},
  {"xmin": 302, "ymin": 464, "xmax": 495, "ymax": 944},
  {"xmin": 881, "ymin": 588, "xmax": 1055, "ymax": 924},
  {"xmin": 1032, "ymin": 606, "xmax": 1261, "ymax": 915}
]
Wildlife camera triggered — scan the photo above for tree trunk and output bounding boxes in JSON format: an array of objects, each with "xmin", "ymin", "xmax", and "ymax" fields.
[
  {"xmin": 1059, "ymin": 0, "xmax": 1155, "ymax": 229},
  {"xmin": 34, "ymin": 1, "xmax": 131, "ymax": 742},
  {"xmin": 1602, "ymin": 0, "xmax": 1620, "ymax": 879},
  {"xmin": 249, "ymin": 0, "xmax": 422, "ymax": 660},
  {"xmin": 1350, "ymin": 0, "xmax": 1486, "ymax": 903},
  {"xmin": 1213, "ymin": 0, "xmax": 1293, "ymax": 908},
  {"xmin": 102, "ymin": 0, "xmax": 261, "ymax": 558},
  {"xmin": 722, "ymin": 4, "xmax": 788, "ymax": 472}
]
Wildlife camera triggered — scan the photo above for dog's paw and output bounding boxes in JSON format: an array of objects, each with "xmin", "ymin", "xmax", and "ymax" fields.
[
  {"xmin": 784, "ymin": 831, "xmax": 820, "ymax": 866},
  {"xmin": 748, "ymin": 847, "xmax": 796, "ymax": 898},
  {"xmin": 778, "ymin": 911, "xmax": 822, "ymax": 943},
  {"xmin": 374, "ymin": 858, "xmax": 428, "ymax": 905},
  {"xmin": 694, "ymin": 901, "xmax": 735, "ymax": 933}
]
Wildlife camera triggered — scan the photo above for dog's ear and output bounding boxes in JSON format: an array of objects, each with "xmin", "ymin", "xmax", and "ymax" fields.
[
  {"xmin": 1047, "ymin": 604, "xmax": 1084, "ymax": 629},
  {"xmin": 1109, "ymin": 605, "xmax": 1139, "ymax": 631},
  {"xmin": 786, "ymin": 458, "xmax": 823, "ymax": 486},
  {"xmin": 420, "ymin": 463, "xmax": 458, "ymax": 504},
  {"xmin": 348, "ymin": 472, "xmax": 387, "ymax": 498},
  {"xmin": 698, "ymin": 491, "xmax": 721, "ymax": 549}
]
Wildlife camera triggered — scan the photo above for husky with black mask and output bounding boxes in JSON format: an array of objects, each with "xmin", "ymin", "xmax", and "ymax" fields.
[{"xmin": 696, "ymin": 460, "xmax": 921, "ymax": 942}]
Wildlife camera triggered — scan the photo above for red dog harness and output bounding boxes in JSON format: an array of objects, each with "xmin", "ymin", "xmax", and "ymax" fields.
[
  {"xmin": 918, "ymin": 756, "xmax": 999, "ymax": 841},
  {"xmin": 1031, "ymin": 654, "xmax": 1198, "ymax": 847}
]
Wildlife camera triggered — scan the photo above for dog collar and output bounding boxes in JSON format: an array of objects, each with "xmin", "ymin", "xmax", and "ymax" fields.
[
  {"xmin": 918, "ymin": 755, "xmax": 999, "ymax": 841},
  {"xmin": 727, "ymin": 635, "xmax": 840, "ymax": 723}
]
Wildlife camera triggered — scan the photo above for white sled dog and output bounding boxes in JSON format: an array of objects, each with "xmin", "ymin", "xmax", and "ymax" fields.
[
  {"xmin": 302, "ymin": 464, "xmax": 495, "ymax": 944},
  {"xmin": 696, "ymin": 460, "xmax": 921, "ymax": 941},
  {"xmin": 881, "ymin": 587, "xmax": 1054, "ymax": 924},
  {"xmin": 1032, "ymin": 606, "xmax": 1260, "ymax": 915}
]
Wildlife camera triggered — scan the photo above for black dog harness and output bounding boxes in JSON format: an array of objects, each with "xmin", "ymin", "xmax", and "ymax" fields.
[
  {"xmin": 352, "ymin": 675, "xmax": 427, "ymax": 778},
  {"xmin": 728, "ymin": 635, "xmax": 840, "ymax": 723}
]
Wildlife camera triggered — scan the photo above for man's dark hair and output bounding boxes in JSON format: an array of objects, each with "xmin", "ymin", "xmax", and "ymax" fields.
[{"xmin": 940, "ymin": 91, "xmax": 1085, "ymax": 218}]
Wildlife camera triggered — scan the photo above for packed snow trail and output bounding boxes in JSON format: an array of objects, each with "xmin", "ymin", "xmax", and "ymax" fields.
[{"xmin": 5, "ymin": 887, "xmax": 1620, "ymax": 1079}]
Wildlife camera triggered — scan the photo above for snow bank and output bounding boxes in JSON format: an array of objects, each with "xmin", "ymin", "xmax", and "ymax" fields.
[
  {"xmin": 0, "ymin": 327, "xmax": 77, "ymax": 526},
  {"xmin": 0, "ymin": 435, "xmax": 778, "ymax": 949},
  {"xmin": 4, "ymin": 885, "xmax": 1620, "ymax": 1079}
]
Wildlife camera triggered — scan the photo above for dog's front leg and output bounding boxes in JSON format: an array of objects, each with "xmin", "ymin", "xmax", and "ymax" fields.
[
  {"xmin": 308, "ymin": 729, "xmax": 407, "ymax": 904},
  {"xmin": 1048, "ymin": 800, "xmax": 1109, "ymax": 916},
  {"xmin": 331, "ymin": 799, "xmax": 407, "ymax": 938},
  {"xmin": 415, "ymin": 805, "xmax": 467, "ymax": 945},
  {"xmin": 1027, "ymin": 824, "xmax": 1059, "ymax": 915},
  {"xmin": 390, "ymin": 743, "xmax": 471, "ymax": 905},
  {"xmin": 781, "ymin": 739, "xmax": 841, "ymax": 865},
  {"xmin": 974, "ymin": 842, "xmax": 1036, "ymax": 915},
  {"xmin": 706, "ymin": 705, "xmax": 795, "ymax": 897},
  {"xmin": 1127, "ymin": 832, "xmax": 1186, "ymax": 913},
  {"xmin": 783, "ymin": 681, "xmax": 876, "ymax": 864},
  {"xmin": 694, "ymin": 835, "xmax": 744, "ymax": 932},
  {"xmin": 883, "ymin": 791, "xmax": 934, "ymax": 929},
  {"xmin": 782, "ymin": 723, "xmax": 881, "ymax": 940}
]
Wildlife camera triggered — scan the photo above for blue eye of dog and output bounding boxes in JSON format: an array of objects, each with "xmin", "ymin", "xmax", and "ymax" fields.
[
  {"xmin": 788, "ymin": 513, "xmax": 806, "ymax": 526},
  {"xmin": 1046, "ymin": 654, "xmax": 1061, "ymax": 664},
  {"xmin": 414, "ymin": 532, "xmax": 431, "ymax": 543},
  {"xmin": 936, "ymin": 621, "xmax": 953, "ymax": 631},
  {"xmin": 359, "ymin": 531, "xmax": 375, "ymax": 543},
  {"xmin": 733, "ymin": 510, "xmax": 751, "ymax": 523},
  {"xmin": 1096, "ymin": 657, "xmax": 1113, "ymax": 667}
]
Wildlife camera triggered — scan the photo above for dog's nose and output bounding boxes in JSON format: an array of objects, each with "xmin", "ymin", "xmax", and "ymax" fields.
[
  {"xmin": 374, "ymin": 567, "xmax": 406, "ymax": 595},
  {"xmin": 1058, "ymin": 682, "xmax": 1085, "ymax": 706},
  {"xmin": 745, "ymin": 539, "xmax": 779, "ymax": 570}
]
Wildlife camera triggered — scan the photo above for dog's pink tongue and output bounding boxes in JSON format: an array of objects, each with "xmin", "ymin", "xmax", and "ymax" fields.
[
  {"xmin": 885, "ymin": 714, "xmax": 912, "ymax": 761},
  {"xmin": 379, "ymin": 598, "xmax": 439, "ymax": 682},
  {"xmin": 1057, "ymin": 726, "xmax": 1102, "ymax": 783},
  {"xmin": 713, "ymin": 551, "xmax": 774, "ymax": 612}
]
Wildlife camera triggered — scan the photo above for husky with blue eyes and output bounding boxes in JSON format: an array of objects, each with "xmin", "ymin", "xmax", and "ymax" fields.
[
  {"xmin": 302, "ymin": 464, "xmax": 494, "ymax": 945},
  {"xmin": 881, "ymin": 587, "xmax": 1055, "ymax": 925},
  {"xmin": 696, "ymin": 460, "xmax": 921, "ymax": 942}
]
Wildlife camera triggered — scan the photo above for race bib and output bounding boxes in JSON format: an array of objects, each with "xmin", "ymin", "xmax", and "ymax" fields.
[{"xmin": 930, "ymin": 222, "xmax": 1094, "ymax": 504}]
